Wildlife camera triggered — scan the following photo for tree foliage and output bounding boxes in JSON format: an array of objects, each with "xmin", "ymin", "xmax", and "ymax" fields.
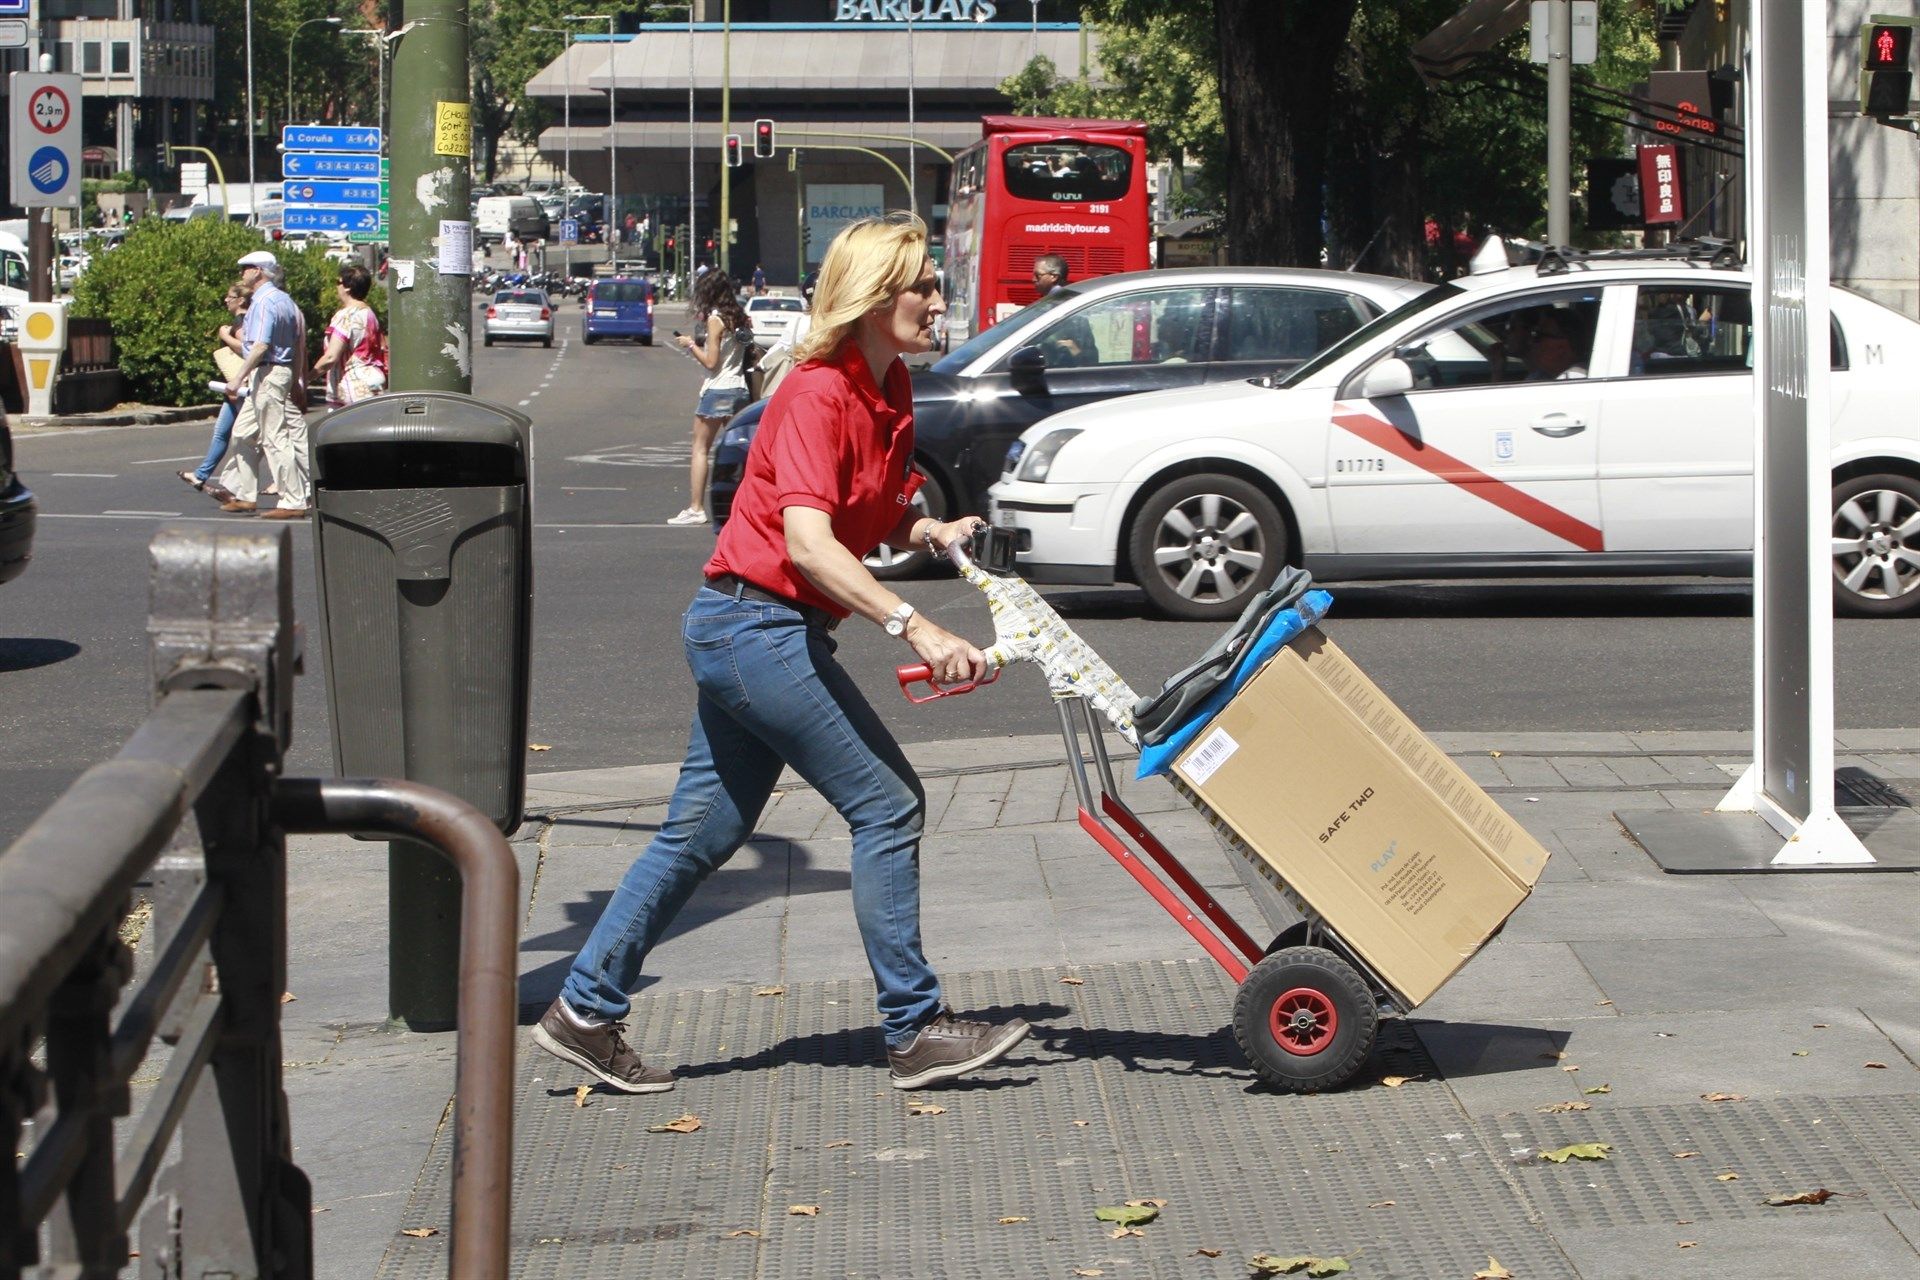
[{"xmin": 70, "ymin": 219, "xmax": 348, "ymax": 406}]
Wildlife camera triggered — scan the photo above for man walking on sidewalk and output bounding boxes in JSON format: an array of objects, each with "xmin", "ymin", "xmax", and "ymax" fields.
[{"xmin": 206, "ymin": 251, "xmax": 309, "ymax": 518}]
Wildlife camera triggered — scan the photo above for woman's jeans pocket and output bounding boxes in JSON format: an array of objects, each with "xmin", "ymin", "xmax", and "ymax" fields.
[{"xmin": 683, "ymin": 606, "xmax": 754, "ymax": 713}]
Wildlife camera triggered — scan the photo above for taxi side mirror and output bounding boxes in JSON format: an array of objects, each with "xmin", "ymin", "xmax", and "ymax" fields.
[
  {"xmin": 1008, "ymin": 344, "xmax": 1048, "ymax": 396},
  {"xmin": 1355, "ymin": 356, "xmax": 1415, "ymax": 399}
]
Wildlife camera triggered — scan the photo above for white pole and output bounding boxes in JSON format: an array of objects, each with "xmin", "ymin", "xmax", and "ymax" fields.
[
  {"xmin": 688, "ymin": 5, "xmax": 695, "ymax": 283},
  {"xmin": 244, "ymin": 0, "xmax": 255, "ymax": 213},
  {"xmin": 906, "ymin": 3, "xmax": 916, "ymax": 215}
]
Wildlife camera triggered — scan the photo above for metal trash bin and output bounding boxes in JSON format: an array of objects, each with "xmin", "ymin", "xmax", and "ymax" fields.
[{"xmin": 310, "ymin": 391, "xmax": 533, "ymax": 1027}]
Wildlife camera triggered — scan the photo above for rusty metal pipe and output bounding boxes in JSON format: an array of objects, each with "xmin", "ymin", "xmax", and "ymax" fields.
[{"xmin": 272, "ymin": 777, "xmax": 517, "ymax": 1280}]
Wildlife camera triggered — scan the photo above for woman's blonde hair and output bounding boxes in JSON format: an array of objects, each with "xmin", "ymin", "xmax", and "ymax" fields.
[{"xmin": 793, "ymin": 211, "xmax": 929, "ymax": 364}]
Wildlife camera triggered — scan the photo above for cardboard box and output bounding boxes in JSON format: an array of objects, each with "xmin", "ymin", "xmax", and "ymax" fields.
[{"xmin": 1173, "ymin": 629, "xmax": 1549, "ymax": 1007}]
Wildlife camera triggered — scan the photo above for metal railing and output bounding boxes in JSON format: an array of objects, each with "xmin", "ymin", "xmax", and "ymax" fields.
[{"xmin": 0, "ymin": 524, "xmax": 517, "ymax": 1279}]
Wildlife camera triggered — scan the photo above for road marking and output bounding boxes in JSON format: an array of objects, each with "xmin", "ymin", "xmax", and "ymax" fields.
[
  {"xmin": 1331, "ymin": 405, "xmax": 1605, "ymax": 553},
  {"xmin": 101, "ymin": 509, "xmax": 181, "ymax": 516},
  {"xmin": 51, "ymin": 472, "xmax": 117, "ymax": 478},
  {"xmin": 40, "ymin": 512, "xmax": 304, "ymax": 525},
  {"xmin": 559, "ymin": 485, "xmax": 629, "ymax": 491},
  {"xmin": 132, "ymin": 455, "xmax": 208, "ymax": 465},
  {"xmin": 532, "ymin": 521, "xmax": 705, "ymax": 529},
  {"xmin": 565, "ymin": 443, "xmax": 691, "ymax": 468},
  {"xmin": 518, "ymin": 398, "xmax": 532, "ymax": 406}
]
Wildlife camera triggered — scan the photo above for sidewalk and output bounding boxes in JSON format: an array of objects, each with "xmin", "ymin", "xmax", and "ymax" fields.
[{"xmin": 278, "ymin": 730, "xmax": 1920, "ymax": 1279}]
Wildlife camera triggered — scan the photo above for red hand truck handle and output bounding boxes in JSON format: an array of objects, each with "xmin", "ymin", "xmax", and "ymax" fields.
[{"xmin": 896, "ymin": 662, "xmax": 1001, "ymax": 703}]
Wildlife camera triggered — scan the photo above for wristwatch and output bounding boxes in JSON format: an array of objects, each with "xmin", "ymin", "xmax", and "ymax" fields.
[{"xmin": 883, "ymin": 602, "xmax": 916, "ymax": 637}]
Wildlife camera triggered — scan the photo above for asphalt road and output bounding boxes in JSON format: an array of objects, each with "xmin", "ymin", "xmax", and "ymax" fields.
[{"xmin": 5, "ymin": 298, "xmax": 1919, "ymax": 847}]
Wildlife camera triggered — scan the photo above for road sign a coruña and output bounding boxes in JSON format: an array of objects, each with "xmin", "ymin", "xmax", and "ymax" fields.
[
  {"xmin": 283, "ymin": 179, "xmax": 383, "ymax": 207},
  {"xmin": 282, "ymin": 152, "xmax": 383, "ymax": 179},
  {"xmin": 284, "ymin": 206, "xmax": 386, "ymax": 235},
  {"xmin": 282, "ymin": 125, "xmax": 381, "ymax": 153}
]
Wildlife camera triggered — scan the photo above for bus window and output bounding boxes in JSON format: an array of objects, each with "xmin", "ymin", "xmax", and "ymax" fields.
[{"xmin": 1002, "ymin": 142, "xmax": 1131, "ymax": 202}]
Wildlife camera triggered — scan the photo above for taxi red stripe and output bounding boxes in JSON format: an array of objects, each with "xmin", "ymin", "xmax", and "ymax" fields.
[{"xmin": 1331, "ymin": 406, "xmax": 1605, "ymax": 553}]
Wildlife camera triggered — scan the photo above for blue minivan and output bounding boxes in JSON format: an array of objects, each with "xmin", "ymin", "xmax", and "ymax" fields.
[{"xmin": 582, "ymin": 277, "xmax": 654, "ymax": 345}]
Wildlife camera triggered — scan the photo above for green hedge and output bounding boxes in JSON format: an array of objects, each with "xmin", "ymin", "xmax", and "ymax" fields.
[{"xmin": 70, "ymin": 218, "xmax": 386, "ymax": 407}]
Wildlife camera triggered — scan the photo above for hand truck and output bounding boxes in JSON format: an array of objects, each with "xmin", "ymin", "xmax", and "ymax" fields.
[{"xmin": 896, "ymin": 534, "xmax": 1410, "ymax": 1093}]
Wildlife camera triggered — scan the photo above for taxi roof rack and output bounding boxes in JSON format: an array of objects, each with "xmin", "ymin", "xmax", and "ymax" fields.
[{"xmin": 1526, "ymin": 237, "xmax": 1742, "ymax": 275}]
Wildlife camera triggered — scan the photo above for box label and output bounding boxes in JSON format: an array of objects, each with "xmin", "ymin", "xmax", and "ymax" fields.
[{"xmin": 1183, "ymin": 727, "xmax": 1239, "ymax": 785}]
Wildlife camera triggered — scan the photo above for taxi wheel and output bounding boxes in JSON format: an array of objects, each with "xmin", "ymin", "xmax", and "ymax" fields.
[
  {"xmin": 1832, "ymin": 473, "xmax": 1920, "ymax": 617},
  {"xmin": 1128, "ymin": 473, "xmax": 1286, "ymax": 621},
  {"xmin": 483, "ymin": 333, "xmax": 494, "ymax": 347},
  {"xmin": 865, "ymin": 464, "xmax": 945, "ymax": 580}
]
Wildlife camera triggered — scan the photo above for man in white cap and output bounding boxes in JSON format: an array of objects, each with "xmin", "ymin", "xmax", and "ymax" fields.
[{"xmin": 208, "ymin": 250, "xmax": 309, "ymax": 517}]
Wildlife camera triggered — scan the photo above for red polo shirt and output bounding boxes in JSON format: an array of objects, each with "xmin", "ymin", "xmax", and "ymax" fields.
[{"xmin": 705, "ymin": 342, "xmax": 921, "ymax": 617}]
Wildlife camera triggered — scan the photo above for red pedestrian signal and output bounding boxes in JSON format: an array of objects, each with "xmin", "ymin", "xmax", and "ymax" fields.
[
  {"xmin": 753, "ymin": 118, "xmax": 775, "ymax": 159},
  {"xmin": 1863, "ymin": 20, "xmax": 1916, "ymax": 117}
]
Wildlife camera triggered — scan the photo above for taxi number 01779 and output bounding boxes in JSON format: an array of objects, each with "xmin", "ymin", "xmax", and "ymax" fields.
[{"xmin": 1333, "ymin": 457, "xmax": 1385, "ymax": 473}]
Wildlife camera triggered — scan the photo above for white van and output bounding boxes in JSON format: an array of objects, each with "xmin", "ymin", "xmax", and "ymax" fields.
[{"xmin": 476, "ymin": 194, "xmax": 545, "ymax": 246}]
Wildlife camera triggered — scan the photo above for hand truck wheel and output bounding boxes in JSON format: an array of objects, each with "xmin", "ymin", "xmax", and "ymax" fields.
[{"xmin": 1232, "ymin": 946, "xmax": 1378, "ymax": 1093}]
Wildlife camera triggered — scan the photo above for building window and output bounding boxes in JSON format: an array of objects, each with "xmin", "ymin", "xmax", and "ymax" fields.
[
  {"xmin": 53, "ymin": 40, "xmax": 73, "ymax": 73},
  {"xmin": 82, "ymin": 40, "xmax": 101, "ymax": 75},
  {"xmin": 111, "ymin": 40, "xmax": 130, "ymax": 75}
]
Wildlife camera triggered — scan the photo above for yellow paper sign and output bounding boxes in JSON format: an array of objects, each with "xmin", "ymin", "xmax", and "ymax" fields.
[{"xmin": 433, "ymin": 101, "xmax": 471, "ymax": 157}]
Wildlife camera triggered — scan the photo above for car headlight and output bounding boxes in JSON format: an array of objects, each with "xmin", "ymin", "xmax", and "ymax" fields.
[{"xmin": 1017, "ymin": 428, "xmax": 1081, "ymax": 482}]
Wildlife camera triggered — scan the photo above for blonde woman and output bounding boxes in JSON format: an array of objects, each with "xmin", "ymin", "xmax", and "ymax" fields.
[{"xmin": 536, "ymin": 212, "xmax": 1030, "ymax": 1096}]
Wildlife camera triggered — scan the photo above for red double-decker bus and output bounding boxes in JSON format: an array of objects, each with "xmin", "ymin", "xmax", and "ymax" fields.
[{"xmin": 942, "ymin": 116, "xmax": 1151, "ymax": 345}]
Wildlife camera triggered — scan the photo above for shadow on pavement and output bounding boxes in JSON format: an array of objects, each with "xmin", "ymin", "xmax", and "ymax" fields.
[{"xmin": 0, "ymin": 637, "xmax": 81, "ymax": 673}]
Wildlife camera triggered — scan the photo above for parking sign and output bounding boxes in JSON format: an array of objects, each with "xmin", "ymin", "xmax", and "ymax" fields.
[{"xmin": 10, "ymin": 73, "xmax": 81, "ymax": 208}]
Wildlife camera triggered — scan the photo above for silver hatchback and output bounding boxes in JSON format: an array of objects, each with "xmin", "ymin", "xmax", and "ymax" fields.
[{"xmin": 484, "ymin": 289, "xmax": 554, "ymax": 348}]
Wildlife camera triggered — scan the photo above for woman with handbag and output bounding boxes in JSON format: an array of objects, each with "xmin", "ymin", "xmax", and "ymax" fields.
[
  {"xmin": 310, "ymin": 264, "xmax": 388, "ymax": 405},
  {"xmin": 177, "ymin": 281, "xmax": 250, "ymax": 491},
  {"xmin": 667, "ymin": 269, "xmax": 754, "ymax": 526}
]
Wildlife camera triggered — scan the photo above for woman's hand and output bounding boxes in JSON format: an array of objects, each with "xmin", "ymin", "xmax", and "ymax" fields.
[
  {"xmin": 903, "ymin": 614, "xmax": 987, "ymax": 685},
  {"xmin": 924, "ymin": 515, "xmax": 987, "ymax": 556}
]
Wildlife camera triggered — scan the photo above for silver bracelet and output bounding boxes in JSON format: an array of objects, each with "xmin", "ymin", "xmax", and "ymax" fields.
[{"xmin": 922, "ymin": 521, "xmax": 939, "ymax": 555}]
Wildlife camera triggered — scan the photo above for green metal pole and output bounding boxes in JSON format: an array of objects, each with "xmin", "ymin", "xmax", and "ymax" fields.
[{"xmin": 385, "ymin": 0, "xmax": 473, "ymax": 1030}]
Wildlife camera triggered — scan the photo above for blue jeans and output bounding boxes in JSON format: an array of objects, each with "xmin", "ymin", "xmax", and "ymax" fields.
[
  {"xmin": 561, "ymin": 586, "xmax": 942, "ymax": 1047},
  {"xmin": 193, "ymin": 398, "xmax": 238, "ymax": 484}
]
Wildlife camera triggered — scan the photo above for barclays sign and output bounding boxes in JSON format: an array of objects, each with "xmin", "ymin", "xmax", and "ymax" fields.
[{"xmin": 834, "ymin": 0, "xmax": 999, "ymax": 19}]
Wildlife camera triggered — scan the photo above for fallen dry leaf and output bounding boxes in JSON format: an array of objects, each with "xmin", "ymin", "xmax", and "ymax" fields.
[
  {"xmin": 529, "ymin": 743, "xmax": 551, "ymax": 752},
  {"xmin": 1473, "ymin": 1258, "xmax": 1514, "ymax": 1280},
  {"xmin": 1072, "ymin": 1119, "xmax": 1090, "ymax": 1127},
  {"xmin": 572, "ymin": 1085, "xmax": 592, "ymax": 1108},
  {"xmin": 1540, "ymin": 1051, "xmax": 1568, "ymax": 1060},
  {"xmin": 1538, "ymin": 1100, "xmax": 1591, "ymax": 1114},
  {"xmin": 400, "ymin": 1227, "xmax": 439, "ymax": 1238},
  {"xmin": 753, "ymin": 985, "xmax": 786, "ymax": 997},
  {"xmin": 997, "ymin": 1216, "xmax": 1029, "ymax": 1225},
  {"xmin": 1071, "ymin": 1270, "xmax": 1104, "ymax": 1278},
  {"xmin": 312, "ymin": 1207, "xmax": 332, "ymax": 1215},
  {"xmin": 725, "ymin": 1229, "xmax": 760, "ymax": 1239},
  {"xmin": 1701, "ymin": 1092, "xmax": 1746, "ymax": 1103},
  {"xmin": 1561, "ymin": 1063, "xmax": 1581, "ymax": 1073},
  {"xmin": 1367, "ymin": 1200, "xmax": 1395, "ymax": 1209},
  {"xmin": 1678, "ymin": 1241, "xmax": 1698, "ymax": 1249},
  {"xmin": 1673, "ymin": 1151, "xmax": 1700, "ymax": 1159},
  {"xmin": 280, "ymin": 992, "xmax": 297, "ymax": 1004},
  {"xmin": 1192, "ymin": 1247, "xmax": 1222, "ymax": 1258},
  {"xmin": 1715, "ymin": 1171, "xmax": 1740, "ymax": 1182},
  {"xmin": 1109, "ymin": 1226, "xmax": 1144, "ymax": 1239},
  {"xmin": 825, "ymin": 1139, "xmax": 853, "ymax": 1149},
  {"xmin": 1597, "ymin": 999, "xmax": 1614, "ymax": 1007},
  {"xmin": 906, "ymin": 1103, "xmax": 946, "ymax": 1117},
  {"xmin": 647, "ymin": 1113, "xmax": 703, "ymax": 1134},
  {"xmin": 1865, "ymin": 1061, "xmax": 1889, "ymax": 1069},
  {"xmin": 1765, "ymin": 1189, "xmax": 1837, "ymax": 1206},
  {"xmin": 1792, "ymin": 1050, "xmax": 1809, "ymax": 1057},
  {"xmin": 1540, "ymin": 1142, "xmax": 1613, "ymax": 1163},
  {"xmin": 787, "ymin": 1204, "xmax": 820, "ymax": 1216},
  {"xmin": 1381, "ymin": 1075, "xmax": 1411, "ymax": 1088},
  {"xmin": 1059, "ymin": 975, "xmax": 1086, "ymax": 985},
  {"xmin": 1584, "ymin": 1085, "xmax": 1612, "ymax": 1095},
  {"xmin": 1249, "ymin": 1254, "xmax": 1351, "ymax": 1277},
  {"xmin": 1813, "ymin": 1023, "xmax": 1829, "ymax": 1028},
  {"xmin": 1489, "ymin": 750, "xmax": 1504, "ymax": 757},
  {"xmin": 1093, "ymin": 1204, "xmax": 1158, "ymax": 1227}
]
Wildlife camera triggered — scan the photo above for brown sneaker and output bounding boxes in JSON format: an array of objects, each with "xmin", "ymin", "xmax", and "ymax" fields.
[
  {"xmin": 219, "ymin": 499, "xmax": 257, "ymax": 513},
  {"xmin": 886, "ymin": 1008, "xmax": 1031, "ymax": 1090},
  {"xmin": 531, "ymin": 998, "xmax": 675, "ymax": 1094}
]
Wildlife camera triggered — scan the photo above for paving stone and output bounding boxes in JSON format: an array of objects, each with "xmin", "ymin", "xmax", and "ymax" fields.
[
  {"xmin": 1572, "ymin": 935, "xmax": 1920, "ymax": 1016},
  {"xmin": 1498, "ymin": 755, "xmax": 1569, "ymax": 788},
  {"xmin": 1554, "ymin": 1213, "xmax": 1920, "ymax": 1278},
  {"xmin": 1499, "ymin": 880, "xmax": 1783, "ymax": 944},
  {"xmin": 1453, "ymin": 751, "xmax": 1509, "ymax": 787},
  {"xmin": 995, "ymin": 764, "xmax": 1071, "ymax": 827},
  {"xmin": 542, "ymin": 808, "xmax": 636, "ymax": 847},
  {"xmin": 1602, "ymin": 755, "xmax": 1681, "ymax": 787},
  {"xmin": 1554, "ymin": 756, "xmax": 1626, "ymax": 788},
  {"xmin": 1552, "ymin": 822, "xmax": 1671, "ymax": 883},
  {"xmin": 1653, "ymin": 754, "xmax": 1743, "ymax": 785},
  {"xmin": 933, "ymin": 769, "xmax": 1011, "ymax": 834},
  {"xmin": 1413, "ymin": 942, "xmax": 1617, "ymax": 1024}
]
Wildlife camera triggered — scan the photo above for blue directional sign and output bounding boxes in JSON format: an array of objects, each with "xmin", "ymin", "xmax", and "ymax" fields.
[
  {"xmin": 282, "ymin": 152, "xmax": 382, "ymax": 179},
  {"xmin": 558, "ymin": 218, "xmax": 579, "ymax": 243},
  {"xmin": 284, "ymin": 206, "xmax": 387, "ymax": 234},
  {"xmin": 283, "ymin": 179, "xmax": 383, "ymax": 206},
  {"xmin": 281, "ymin": 125, "xmax": 381, "ymax": 153}
]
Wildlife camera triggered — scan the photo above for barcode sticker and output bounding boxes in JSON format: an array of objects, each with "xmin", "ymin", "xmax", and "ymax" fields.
[{"xmin": 1182, "ymin": 727, "xmax": 1240, "ymax": 785}]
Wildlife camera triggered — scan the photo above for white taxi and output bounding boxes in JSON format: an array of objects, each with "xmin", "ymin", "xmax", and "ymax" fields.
[{"xmin": 988, "ymin": 244, "xmax": 1920, "ymax": 620}]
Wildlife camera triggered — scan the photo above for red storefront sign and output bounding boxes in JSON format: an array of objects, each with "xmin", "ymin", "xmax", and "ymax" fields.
[{"xmin": 1637, "ymin": 143, "xmax": 1683, "ymax": 226}]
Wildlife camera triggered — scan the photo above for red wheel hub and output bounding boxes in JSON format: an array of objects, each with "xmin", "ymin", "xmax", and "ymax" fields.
[{"xmin": 1269, "ymin": 986, "xmax": 1338, "ymax": 1056}]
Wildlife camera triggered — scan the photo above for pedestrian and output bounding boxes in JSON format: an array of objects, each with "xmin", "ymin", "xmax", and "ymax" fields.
[
  {"xmin": 533, "ymin": 210, "xmax": 1029, "ymax": 1095},
  {"xmin": 204, "ymin": 251, "xmax": 310, "ymax": 519},
  {"xmin": 310, "ymin": 263, "xmax": 388, "ymax": 404},
  {"xmin": 1031, "ymin": 253, "xmax": 1069, "ymax": 296},
  {"xmin": 665, "ymin": 269, "xmax": 754, "ymax": 526},
  {"xmin": 751, "ymin": 262, "xmax": 767, "ymax": 295},
  {"xmin": 623, "ymin": 211, "xmax": 637, "ymax": 246},
  {"xmin": 177, "ymin": 280, "xmax": 251, "ymax": 491}
]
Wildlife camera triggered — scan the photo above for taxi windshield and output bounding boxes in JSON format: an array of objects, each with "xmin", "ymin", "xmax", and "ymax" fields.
[{"xmin": 1276, "ymin": 282, "xmax": 1460, "ymax": 388}]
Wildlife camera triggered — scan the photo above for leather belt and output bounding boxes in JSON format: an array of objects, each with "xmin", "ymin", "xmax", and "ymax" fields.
[{"xmin": 706, "ymin": 573, "xmax": 840, "ymax": 631}]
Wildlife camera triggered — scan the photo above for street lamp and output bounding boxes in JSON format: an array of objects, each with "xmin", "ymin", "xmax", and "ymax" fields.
[
  {"xmin": 566, "ymin": 14, "xmax": 611, "ymax": 232},
  {"xmin": 340, "ymin": 29, "xmax": 389, "ymax": 144},
  {"xmin": 647, "ymin": 0, "xmax": 696, "ymax": 293},
  {"xmin": 529, "ymin": 25, "xmax": 580, "ymax": 211},
  {"xmin": 287, "ymin": 17, "xmax": 343, "ymax": 130}
]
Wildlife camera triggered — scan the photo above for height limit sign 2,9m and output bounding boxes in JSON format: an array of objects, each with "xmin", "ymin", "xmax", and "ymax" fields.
[{"xmin": 9, "ymin": 73, "xmax": 82, "ymax": 209}]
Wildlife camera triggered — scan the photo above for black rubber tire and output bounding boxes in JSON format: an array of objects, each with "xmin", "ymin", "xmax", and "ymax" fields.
[
  {"xmin": 1232, "ymin": 946, "xmax": 1378, "ymax": 1093},
  {"xmin": 1127, "ymin": 472, "xmax": 1287, "ymax": 621},
  {"xmin": 864, "ymin": 462, "xmax": 946, "ymax": 580},
  {"xmin": 582, "ymin": 332, "xmax": 597, "ymax": 345},
  {"xmin": 1831, "ymin": 472, "xmax": 1920, "ymax": 618},
  {"xmin": 543, "ymin": 336, "xmax": 553, "ymax": 348},
  {"xmin": 483, "ymin": 333, "xmax": 494, "ymax": 347},
  {"xmin": 640, "ymin": 334, "xmax": 653, "ymax": 347}
]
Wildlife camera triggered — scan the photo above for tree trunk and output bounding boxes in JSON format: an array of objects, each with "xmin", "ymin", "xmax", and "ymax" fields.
[{"xmin": 1215, "ymin": 0, "xmax": 1358, "ymax": 266}]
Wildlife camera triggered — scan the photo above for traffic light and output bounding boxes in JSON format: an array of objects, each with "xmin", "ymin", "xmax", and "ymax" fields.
[
  {"xmin": 1862, "ymin": 18, "xmax": 1915, "ymax": 118},
  {"xmin": 753, "ymin": 118, "xmax": 775, "ymax": 158},
  {"xmin": 725, "ymin": 133, "xmax": 743, "ymax": 167},
  {"xmin": 665, "ymin": 234, "xmax": 675, "ymax": 252},
  {"xmin": 705, "ymin": 237, "xmax": 716, "ymax": 252}
]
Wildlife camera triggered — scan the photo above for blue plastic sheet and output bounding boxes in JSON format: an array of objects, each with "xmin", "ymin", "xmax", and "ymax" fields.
[{"xmin": 1135, "ymin": 589, "xmax": 1333, "ymax": 780}]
